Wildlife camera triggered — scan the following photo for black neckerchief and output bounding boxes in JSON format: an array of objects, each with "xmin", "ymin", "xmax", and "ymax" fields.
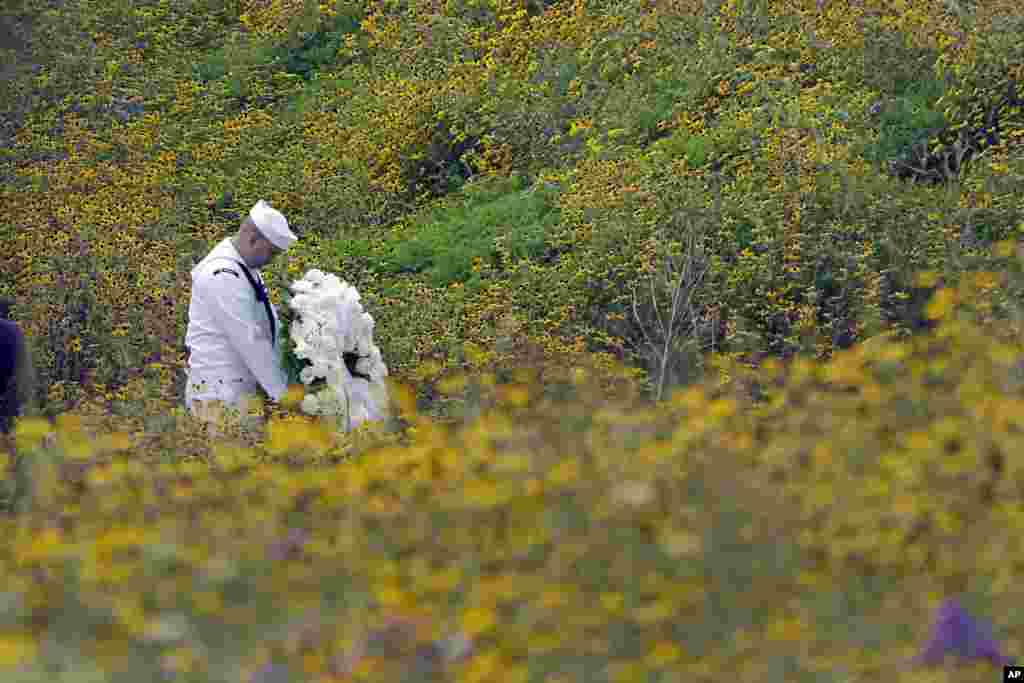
[{"xmin": 219, "ymin": 257, "xmax": 276, "ymax": 347}]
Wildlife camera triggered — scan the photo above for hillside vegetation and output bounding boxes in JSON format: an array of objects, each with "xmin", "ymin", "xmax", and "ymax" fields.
[{"xmin": 1, "ymin": 0, "xmax": 1023, "ymax": 680}]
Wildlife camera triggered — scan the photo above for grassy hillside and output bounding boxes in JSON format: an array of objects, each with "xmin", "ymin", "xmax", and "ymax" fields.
[
  {"xmin": 2, "ymin": 0, "xmax": 1021, "ymax": 409},
  {"xmin": 1, "ymin": 0, "xmax": 1023, "ymax": 680}
]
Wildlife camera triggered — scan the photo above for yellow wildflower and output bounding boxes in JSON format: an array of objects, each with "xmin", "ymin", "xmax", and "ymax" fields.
[
  {"xmin": 645, "ymin": 641, "xmax": 683, "ymax": 668},
  {"xmin": 0, "ymin": 633, "xmax": 37, "ymax": 669},
  {"xmin": 459, "ymin": 607, "xmax": 496, "ymax": 637}
]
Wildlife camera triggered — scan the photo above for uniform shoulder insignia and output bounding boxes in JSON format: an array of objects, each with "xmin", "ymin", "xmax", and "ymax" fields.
[{"xmin": 212, "ymin": 268, "xmax": 240, "ymax": 278}]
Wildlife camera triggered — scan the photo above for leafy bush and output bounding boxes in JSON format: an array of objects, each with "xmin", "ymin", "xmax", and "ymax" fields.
[
  {"xmin": 191, "ymin": 7, "xmax": 364, "ymax": 111},
  {"xmin": 192, "ymin": 48, "xmax": 232, "ymax": 83},
  {"xmin": 862, "ymin": 78, "xmax": 948, "ymax": 167},
  {"xmin": 265, "ymin": 10, "xmax": 363, "ymax": 80},
  {"xmin": 633, "ymin": 75, "xmax": 691, "ymax": 143},
  {"xmin": 383, "ymin": 175, "xmax": 560, "ymax": 290}
]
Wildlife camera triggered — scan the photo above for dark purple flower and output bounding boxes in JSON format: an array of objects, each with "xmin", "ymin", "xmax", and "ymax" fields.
[{"xmin": 911, "ymin": 598, "xmax": 1009, "ymax": 667}]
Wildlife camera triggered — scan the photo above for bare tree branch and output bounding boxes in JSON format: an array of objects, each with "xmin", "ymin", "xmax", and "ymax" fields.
[{"xmin": 630, "ymin": 211, "xmax": 712, "ymax": 400}]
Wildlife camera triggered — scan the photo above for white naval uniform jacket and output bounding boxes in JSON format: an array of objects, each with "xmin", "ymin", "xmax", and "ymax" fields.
[{"xmin": 184, "ymin": 238, "xmax": 287, "ymax": 409}]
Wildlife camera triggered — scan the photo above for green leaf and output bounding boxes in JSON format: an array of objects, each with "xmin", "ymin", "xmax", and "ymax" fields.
[{"xmin": 685, "ymin": 135, "xmax": 708, "ymax": 166}]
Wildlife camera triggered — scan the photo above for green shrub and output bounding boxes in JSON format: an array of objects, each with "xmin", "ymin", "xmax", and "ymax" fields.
[
  {"xmin": 193, "ymin": 10, "xmax": 363, "ymax": 92},
  {"xmin": 862, "ymin": 78, "xmax": 948, "ymax": 166},
  {"xmin": 383, "ymin": 175, "xmax": 560, "ymax": 290},
  {"xmin": 633, "ymin": 76, "xmax": 691, "ymax": 143},
  {"xmin": 193, "ymin": 49, "xmax": 232, "ymax": 83},
  {"xmin": 266, "ymin": 10, "xmax": 362, "ymax": 80}
]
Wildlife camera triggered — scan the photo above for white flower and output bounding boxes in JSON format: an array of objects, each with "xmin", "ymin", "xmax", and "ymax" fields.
[
  {"xmin": 285, "ymin": 268, "xmax": 390, "ymax": 429},
  {"xmin": 354, "ymin": 357, "xmax": 373, "ymax": 377},
  {"xmin": 300, "ymin": 394, "xmax": 321, "ymax": 414},
  {"xmin": 316, "ymin": 389, "xmax": 340, "ymax": 412},
  {"xmin": 299, "ymin": 366, "xmax": 318, "ymax": 385},
  {"xmin": 326, "ymin": 366, "xmax": 348, "ymax": 386}
]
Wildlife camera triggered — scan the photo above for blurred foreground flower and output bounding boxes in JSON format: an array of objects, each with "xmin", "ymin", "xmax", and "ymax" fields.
[
  {"xmin": 265, "ymin": 527, "xmax": 308, "ymax": 562},
  {"xmin": 334, "ymin": 614, "xmax": 473, "ymax": 678},
  {"xmin": 249, "ymin": 661, "xmax": 289, "ymax": 683},
  {"xmin": 909, "ymin": 598, "xmax": 1009, "ymax": 667}
]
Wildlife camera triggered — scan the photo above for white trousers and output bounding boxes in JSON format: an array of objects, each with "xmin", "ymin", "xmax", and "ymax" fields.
[
  {"xmin": 185, "ymin": 373, "xmax": 261, "ymax": 410},
  {"xmin": 184, "ymin": 372, "xmax": 263, "ymax": 436}
]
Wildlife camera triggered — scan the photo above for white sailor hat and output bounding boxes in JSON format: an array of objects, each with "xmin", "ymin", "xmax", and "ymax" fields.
[{"xmin": 249, "ymin": 200, "xmax": 297, "ymax": 250}]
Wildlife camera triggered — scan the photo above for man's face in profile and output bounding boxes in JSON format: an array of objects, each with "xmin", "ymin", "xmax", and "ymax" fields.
[{"xmin": 251, "ymin": 235, "xmax": 284, "ymax": 269}]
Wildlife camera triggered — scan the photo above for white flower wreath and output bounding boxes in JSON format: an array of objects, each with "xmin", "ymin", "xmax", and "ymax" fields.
[{"xmin": 280, "ymin": 269, "xmax": 389, "ymax": 431}]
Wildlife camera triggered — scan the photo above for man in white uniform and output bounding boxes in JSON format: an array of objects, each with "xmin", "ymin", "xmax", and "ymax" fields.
[{"xmin": 184, "ymin": 200, "xmax": 298, "ymax": 429}]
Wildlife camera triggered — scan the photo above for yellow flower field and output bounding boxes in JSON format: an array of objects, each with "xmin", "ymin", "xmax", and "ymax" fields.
[{"xmin": 1, "ymin": 0, "xmax": 1023, "ymax": 679}]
